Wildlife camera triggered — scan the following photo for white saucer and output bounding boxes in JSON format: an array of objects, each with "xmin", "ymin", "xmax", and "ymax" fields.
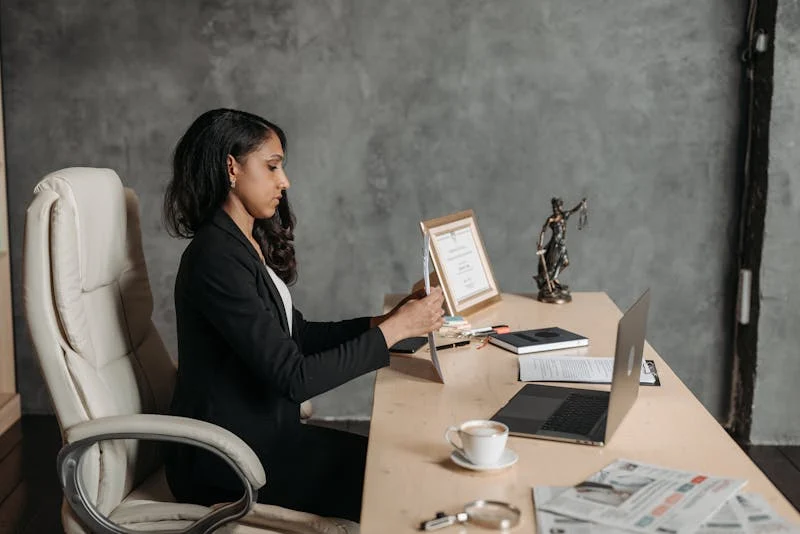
[{"xmin": 450, "ymin": 448, "xmax": 519, "ymax": 472}]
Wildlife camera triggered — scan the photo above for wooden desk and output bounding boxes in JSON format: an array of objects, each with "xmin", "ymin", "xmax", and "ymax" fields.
[{"xmin": 361, "ymin": 293, "xmax": 800, "ymax": 532}]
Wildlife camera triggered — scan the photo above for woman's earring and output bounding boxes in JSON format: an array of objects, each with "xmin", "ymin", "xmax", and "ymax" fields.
[{"xmin": 230, "ymin": 178, "xmax": 236, "ymax": 189}]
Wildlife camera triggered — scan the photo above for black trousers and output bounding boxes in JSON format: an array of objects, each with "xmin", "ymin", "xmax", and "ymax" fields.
[
  {"xmin": 257, "ymin": 423, "xmax": 368, "ymax": 522},
  {"xmin": 167, "ymin": 422, "xmax": 367, "ymax": 523}
]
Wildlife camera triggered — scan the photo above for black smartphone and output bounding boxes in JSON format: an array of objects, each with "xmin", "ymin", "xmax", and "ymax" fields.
[{"xmin": 389, "ymin": 337, "xmax": 428, "ymax": 354}]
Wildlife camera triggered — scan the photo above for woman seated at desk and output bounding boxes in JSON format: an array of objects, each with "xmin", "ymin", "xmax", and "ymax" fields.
[{"xmin": 162, "ymin": 108, "xmax": 445, "ymax": 521}]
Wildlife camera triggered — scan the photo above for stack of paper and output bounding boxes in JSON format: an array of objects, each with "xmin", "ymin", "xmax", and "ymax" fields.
[
  {"xmin": 519, "ymin": 356, "xmax": 659, "ymax": 385},
  {"xmin": 533, "ymin": 460, "xmax": 800, "ymax": 533}
]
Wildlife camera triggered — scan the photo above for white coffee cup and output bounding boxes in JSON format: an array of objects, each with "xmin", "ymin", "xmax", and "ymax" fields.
[{"xmin": 445, "ymin": 419, "xmax": 509, "ymax": 466}]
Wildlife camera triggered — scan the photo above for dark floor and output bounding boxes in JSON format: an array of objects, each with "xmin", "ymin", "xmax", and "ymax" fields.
[
  {"xmin": 0, "ymin": 417, "xmax": 63, "ymax": 534},
  {"xmin": 0, "ymin": 416, "xmax": 797, "ymax": 533},
  {"xmin": 747, "ymin": 445, "xmax": 800, "ymax": 511}
]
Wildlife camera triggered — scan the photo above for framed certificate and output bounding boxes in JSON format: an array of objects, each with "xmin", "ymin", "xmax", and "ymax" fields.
[{"xmin": 421, "ymin": 209, "xmax": 501, "ymax": 316}]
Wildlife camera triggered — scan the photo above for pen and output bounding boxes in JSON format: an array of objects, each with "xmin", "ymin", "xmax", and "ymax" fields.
[{"xmin": 435, "ymin": 340, "xmax": 470, "ymax": 350}]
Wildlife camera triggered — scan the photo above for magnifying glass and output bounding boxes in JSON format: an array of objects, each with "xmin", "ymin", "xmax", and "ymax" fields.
[{"xmin": 420, "ymin": 500, "xmax": 521, "ymax": 531}]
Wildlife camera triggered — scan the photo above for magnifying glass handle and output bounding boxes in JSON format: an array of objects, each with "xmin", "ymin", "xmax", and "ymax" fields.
[{"xmin": 420, "ymin": 512, "xmax": 468, "ymax": 531}]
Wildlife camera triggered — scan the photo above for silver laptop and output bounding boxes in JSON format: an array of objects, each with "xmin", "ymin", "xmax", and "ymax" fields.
[{"xmin": 491, "ymin": 290, "xmax": 650, "ymax": 446}]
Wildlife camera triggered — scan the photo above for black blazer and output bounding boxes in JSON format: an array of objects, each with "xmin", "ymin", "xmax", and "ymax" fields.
[{"xmin": 164, "ymin": 209, "xmax": 389, "ymax": 501}]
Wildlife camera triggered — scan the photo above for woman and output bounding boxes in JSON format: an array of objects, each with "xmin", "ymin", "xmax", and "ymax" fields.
[{"xmin": 162, "ymin": 108, "xmax": 445, "ymax": 521}]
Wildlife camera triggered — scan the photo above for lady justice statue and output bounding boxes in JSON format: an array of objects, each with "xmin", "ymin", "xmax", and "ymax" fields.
[{"xmin": 534, "ymin": 197, "xmax": 588, "ymax": 303}]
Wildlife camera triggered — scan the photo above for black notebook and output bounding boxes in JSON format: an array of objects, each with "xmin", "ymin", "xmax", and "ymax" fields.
[{"xmin": 488, "ymin": 326, "xmax": 589, "ymax": 355}]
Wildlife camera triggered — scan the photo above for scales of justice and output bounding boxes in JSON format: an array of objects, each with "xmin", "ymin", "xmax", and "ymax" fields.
[{"xmin": 533, "ymin": 197, "xmax": 588, "ymax": 304}]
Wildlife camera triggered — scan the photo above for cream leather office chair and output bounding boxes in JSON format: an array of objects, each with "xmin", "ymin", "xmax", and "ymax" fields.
[{"xmin": 23, "ymin": 168, "xmax": 356, "ymax": 534}]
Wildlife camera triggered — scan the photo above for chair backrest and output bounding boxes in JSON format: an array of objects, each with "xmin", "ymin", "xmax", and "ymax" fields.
[{"xmin": 23, "ymin": 168, "xmax": 177, "ymax": 515}]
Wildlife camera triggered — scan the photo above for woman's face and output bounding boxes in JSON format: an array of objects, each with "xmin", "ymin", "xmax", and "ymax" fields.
[{"xmin": 228, "ymin": 134, "xmax": 289, "ymax": 220}]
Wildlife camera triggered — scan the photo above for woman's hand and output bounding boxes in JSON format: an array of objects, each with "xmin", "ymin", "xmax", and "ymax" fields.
[
  {"xmin": 371, "ymin": 288, "xmax": 428, "ymax": 328},
  {"xmin": 378, "ymin": 287, "xmax": 446, "ymax": 348}
]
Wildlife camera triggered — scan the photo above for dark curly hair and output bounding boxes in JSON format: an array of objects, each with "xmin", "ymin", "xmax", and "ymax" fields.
[{"xmin": 163, "ymin": 108, "xmax": 297, "ymax": 284}]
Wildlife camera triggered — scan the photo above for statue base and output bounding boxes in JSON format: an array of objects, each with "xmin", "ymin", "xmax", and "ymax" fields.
[{"xmin": 537, "ymin": 288, "xmax": 572, "ymax": 304}]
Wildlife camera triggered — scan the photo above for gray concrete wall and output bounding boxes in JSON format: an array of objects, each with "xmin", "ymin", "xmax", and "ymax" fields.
[
  {"xmin": 2, "ymin": 1, "xmax": 744, "ymax": 420},
  {"xmin": 751, "ymin": 0, "xmax": 800, "ymax": 445}
]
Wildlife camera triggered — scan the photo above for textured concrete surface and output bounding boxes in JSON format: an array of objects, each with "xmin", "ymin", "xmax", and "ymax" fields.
[
  {"xmin": 751, "ymin": 0, "xmax": 800, "ymax": 445},
  {"xmin": 2, "ymin": 1, "xmax": 743, "ymax": 419}
]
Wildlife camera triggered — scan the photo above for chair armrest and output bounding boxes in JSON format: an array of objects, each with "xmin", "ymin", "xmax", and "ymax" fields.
[
  {"xmin": 59, "ymin": 414, "xmax": 266, "ymax": 534},
  {"xmin": 64, "ymin": 414, "xmax": 265, "ymax": 487}
]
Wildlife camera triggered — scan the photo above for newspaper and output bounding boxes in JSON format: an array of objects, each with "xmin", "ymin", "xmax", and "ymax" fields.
[
  {"xmin": 519, "ymin": 355, "xmax": 657, "ymax": 384},
  {"xmin": 538, "ymin": 459, "xmax": 747, "ymax": 534},
  {"xmin": 719, "ymin": 493, "xmax": 800, "ymax": 534},
  {"xmin": 534, "ymin": 487, "xmax": 800, "ymax": 534},
  {"xmin": 535, "ymin": 487, "xmax": 608, "ymax": 533}
]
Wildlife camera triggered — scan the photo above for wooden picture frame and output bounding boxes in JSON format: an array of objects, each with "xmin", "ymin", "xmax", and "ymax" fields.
[{"xmin": 420, "ymin": 209, "xmax": 501, "ymax": 317}]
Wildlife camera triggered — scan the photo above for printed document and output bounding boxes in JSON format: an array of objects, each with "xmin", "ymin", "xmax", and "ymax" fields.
[
  {"xmin": 423, "ymin": 233, "xmax": 444, "ymax": 383},
  {"xmin": 519, "ymin": 355, "xmax": 656, "ymax": 384},
  {"xmin": 538, "ymin": 459, "xmax": 747, "ymax": 534},
  {"xmin": 719, "ymin": 493, "xmax": 800, "ymax": 534},
  {"xmin": 534, "ymin": 487, "xmax": 800, "ymax": 534}
]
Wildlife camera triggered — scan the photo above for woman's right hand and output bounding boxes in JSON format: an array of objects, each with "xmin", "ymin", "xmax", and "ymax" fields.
[{"xmin": 378, "ymin": 287, "xmax": 446, "ymax": 348}]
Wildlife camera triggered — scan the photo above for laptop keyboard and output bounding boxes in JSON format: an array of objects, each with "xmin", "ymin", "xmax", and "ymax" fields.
[{"xmin": 540, "ymin": 393, "xmax": 608, "ymax": 437}]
